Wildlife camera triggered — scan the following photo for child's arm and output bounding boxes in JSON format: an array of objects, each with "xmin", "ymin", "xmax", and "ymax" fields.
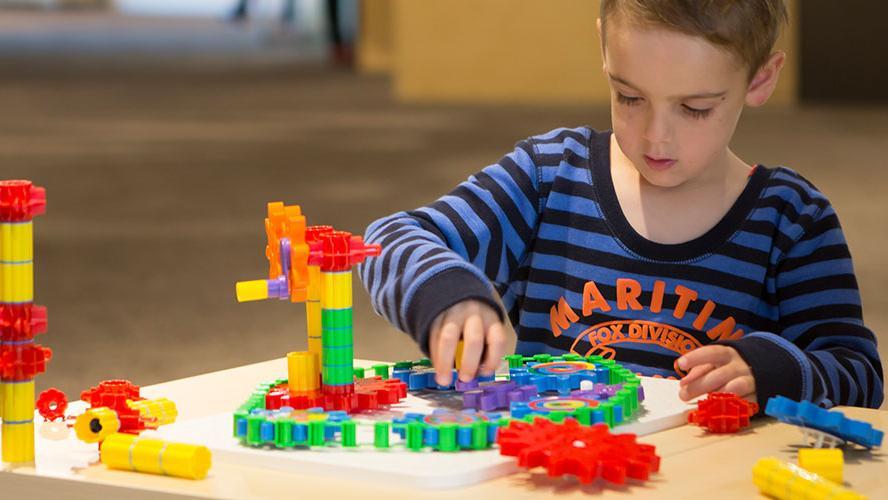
[
  {"xmin": 358, "ymin": 138, "xmax": 543, "ymax": 382},
  {"xmin": 680, "ymin": 199, "xmax": 883, "ymax": 409}
]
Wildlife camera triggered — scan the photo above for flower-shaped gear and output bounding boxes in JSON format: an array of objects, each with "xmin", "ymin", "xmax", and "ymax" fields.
[
  {"xmin": 36, "ymin": 387, "xmax": 68, "ymax": 421},
  {"xmin": 687, "ymin": 392, "xmax": 758, "ymax": 434},
  {"xmin": 765, "ymin": 396, "xmax": 883, "ymax": 449},
  {"xmin": 497, "ymin": 417, "xmax": 660, "ymax": 485}
]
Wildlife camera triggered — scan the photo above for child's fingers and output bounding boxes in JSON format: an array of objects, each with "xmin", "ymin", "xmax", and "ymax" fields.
[
  {"xmin": 480, "ymin": 322, "xmax": 506, "ymax": 376},
  {"xmin": 679, "ymin": 364, "xmax": 737, "ymax": 401},
  {"xmin": 721, "ymin": 375, "xmax": 756, "ymax": 398},
  {"xmin": 458, "ymin": 314, "xmax": 485, "ymax": 382},
  {"xmin": 433, "ymin": 320, "xmax": 461, "ymax": 386},
  {"xmin": 677, "ymin": 345, "xmax": 733, "ymax": 372},
  {"xmin": 679, "ymin": 363, "xmax": 715, "ymax": 387}
]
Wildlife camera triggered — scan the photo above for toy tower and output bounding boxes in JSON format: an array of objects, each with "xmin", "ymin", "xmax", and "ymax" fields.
[
  {"xmin": 0, "ymin": 180, "xmax": 51, "ymax": 464},
  {"xmin": 236, "ymin": 202, "xmax": 398, "ymax": 412}
]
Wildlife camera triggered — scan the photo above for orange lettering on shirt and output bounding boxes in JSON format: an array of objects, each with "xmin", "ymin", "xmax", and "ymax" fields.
[
  {"xmin": 706, "ymin": 316, "xmax": 744, "ymax": 341},
  {"xmin": 693, "ymin": 300, "xmax": 717, "ymax": 330},
  {"xmin": 616, "ymin": 278, "xmax": 643, "ymax": 311},
  {"xmin": 650, "ymin": 280, "xmax": 666, "ymax": 313},
  {"xmin": 550, "ymin": 297, "xmax": 579, "ymax": 337},
  {"xmin": 673, "ymin": 285, "xmax": 698, "ymax": 320},
  {"xmin": 583, "ymin": 280, "xmax": 611, "ymax": 314}
]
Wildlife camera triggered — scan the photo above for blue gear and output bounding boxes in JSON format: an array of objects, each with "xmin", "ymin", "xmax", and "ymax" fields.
[{"xmin": 765, "ymin": 396, "xmax": 883, "ymax": 449}]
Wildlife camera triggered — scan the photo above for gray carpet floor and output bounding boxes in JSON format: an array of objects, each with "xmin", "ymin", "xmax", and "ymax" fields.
[{"xmin": 1, "ymin": 14, "xmax": 886, "ymax": 408}]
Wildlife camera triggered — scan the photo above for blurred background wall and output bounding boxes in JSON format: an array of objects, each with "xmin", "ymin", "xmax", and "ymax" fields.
[{"xmin": 0, "ymin": 0, "xmax": 885, "ymax": 407}]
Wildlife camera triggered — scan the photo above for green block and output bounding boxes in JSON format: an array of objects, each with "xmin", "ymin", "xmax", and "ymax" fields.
[
  {"xmin": 233, "ymin": 410, "xmax": 248, "ymax": 438},
  {"xmin": 341, "ymin": 421, "xmax": 357, "ymax": 447},
  {"xmin": 418, "ymin": 358, "xmax": 432, "ymax": 367},
  {"xmin": 374, "ymin": 421, "xmax": 391, "ymax": 448},
  {"xmin": 275, "ymin": 419, "xmax": 295, "ymax": 448},
  {"xmin": 406, "ymin": 421, "xmax": 424, "ymax": 451},
  {"xmin": 548, "ymin": 411, "xmax": 568, "ymax": 423},
  {"xmin": 394, "ymin": 361, "xmax": 413, "ymax": 370},
  {"xmin": 309, "ymin": 420, "xmax": 326, "ymax": 447},
  {"xmin": 562, "ymin": 353, "xmax": 583, "ymax": 362},
  {"xmin": 505, "ymin": 354, "xmax": 524, "ymax": 369},
  {"xmin": 533, "ymin": 354, "xmax": 553, "ymax": 363},
  {"xmin": 353, "ymin": 367, "xmax": 365, "ymax": 379},
  {"xmin": 575, "ymin": 407, "xmax": 593, "ymax": 426},
  {"xmin": 599, "ymin": 401, "xmax": 615, "ymax": 428},
  {"xmin": 246, "ymin": 414, "xmax": 265, "ymax": 447},
  {"xmin": 321, "ymin": 308, "xmax": 353, "ymax": 328},
  {"xmin": 617, "ymin": 388, "xmax": 632, "ymax": 418},
  {"xmin": 471, "ymin": 422, "xmax": 489, "ymax": 450},
  {"xmin": 585, "ymin": 354, "xmax": 603, "ymax": 364},
  {"xmin": 372, "ymin": 364, "xmax": 390, "ymax": 378},
  {"xmin": 437, "ymin": 424, "xmax": 458, "ymax": 452}
]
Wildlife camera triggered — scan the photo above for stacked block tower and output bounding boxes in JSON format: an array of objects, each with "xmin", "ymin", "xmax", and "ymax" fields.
[
  {"xmin": 0, "ymin": 180, "xmax": 51, "ymax": 464},
  {"xmin": 236, "ymin": 202, "xmax": 392, "ymax": 412}
]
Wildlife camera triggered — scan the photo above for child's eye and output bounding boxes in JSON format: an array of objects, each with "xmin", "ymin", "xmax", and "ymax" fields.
[
  {"xmin": 682, "ymin": 104, "xmax": 712, "ymax": 119},
  {"xmin": 616, "ymin": 92, "xmax": 642, "ymax": 106}
]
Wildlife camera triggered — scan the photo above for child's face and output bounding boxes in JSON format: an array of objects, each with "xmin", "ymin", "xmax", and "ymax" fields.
[{"xmin": 602, "ymin": 18, "xmax": 756, "ymax": 187}]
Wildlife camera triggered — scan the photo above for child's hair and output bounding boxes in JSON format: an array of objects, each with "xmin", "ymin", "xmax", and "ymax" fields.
[{"xmin": 600, "ymin": 0, "xmax": 788, "ymax": 79}]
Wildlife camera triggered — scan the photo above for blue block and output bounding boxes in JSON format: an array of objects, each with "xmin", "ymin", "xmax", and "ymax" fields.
[
  {"xmin": 424, "ymin": 427, "xmax": 438, "ymax": 446},
  {"xmin": 293, "ymin": 423, "xmax": 308, "ymax": 443},
  {"xmin": 457, "ymin": 427, "xmax": 472, "ymax": 448},
  {"xmin": 236, "ymin": 417, "xmax": 247, "ymax": 437},
  {"xmin": 765, "ymin": 396, "xmax": 884, "ymax": 449},
  {"xmin": 260, "ymin": 421, "xmax": 275, "ymax": 442}
]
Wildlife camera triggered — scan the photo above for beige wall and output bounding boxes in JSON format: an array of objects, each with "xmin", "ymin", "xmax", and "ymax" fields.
[{"xmin": 360, "ymin": 0, "xmax": 798, "ymax": 105}]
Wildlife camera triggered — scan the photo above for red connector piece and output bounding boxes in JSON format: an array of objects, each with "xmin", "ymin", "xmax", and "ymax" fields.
[
  {"xmin": 497, "ymin": 417, "xmax": 660, "ymax": 485},
  {"xmin": 81, "ymin": 380, "xmax": 145, "ymax": 434},
  {"xmin": 264, "ymin": 377, "xmax": 407, "ymax": 413},
  {"xmin": 0, "ymin": 180, "xmax": 46, "ymax": 222},
  {"xmin": 687, "ymin": 392, "xmax": 759, "ymax": 433},
  {"xmin": 0, "ymin": 303, "xmax": 48, "ymax": 341},
  {"xmin": 353, "ymin": 377, "xmax": 407, "ymax": 410},
  {"xmin": 36, "ymin": 388, "xmax": 69, "ymax": 421},
  {"xmin": 308, "ymin": 231, "xmax": 381, "ymax": 272},
  {"xmin": 0, "ymin": 343, "xmax": 52, "ymax": 381}
]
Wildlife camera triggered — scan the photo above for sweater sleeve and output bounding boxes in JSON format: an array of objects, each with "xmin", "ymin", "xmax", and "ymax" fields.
[
  {"xmin": 357, "ymin": 140, "xmax": 542, "ymax": 355},
  {"xmin": 725, "ymin": 203, "xmax": 884, "ymax": 409}
]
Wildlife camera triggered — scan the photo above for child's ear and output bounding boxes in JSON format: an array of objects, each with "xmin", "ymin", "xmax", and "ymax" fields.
[
  {"xmin": 745, "ymin": 51, "xmax": 786, "ymax": 107},
  {"xmin": 597, "ymin": 18, "xmax": 607, "ymax": 72}
]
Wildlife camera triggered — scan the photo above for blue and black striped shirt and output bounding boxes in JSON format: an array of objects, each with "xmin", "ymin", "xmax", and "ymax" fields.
[{"xmin": 359, "ymin": 127, "xmax": 883, "ymax": 409}]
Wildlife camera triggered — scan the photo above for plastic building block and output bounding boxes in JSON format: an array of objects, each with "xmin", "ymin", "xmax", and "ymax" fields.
[
  {"xmin": 75, "ymin": 407, "xmax": 121, "ymax": 443},
  {"xmin": 504, "ymin": 352, "xmax": 587, "ymax": 369},
  {"xmin": 233, "ymin": 405, "xmax": 352, "ymax": 448},
  {"xmin": 765, "ymin": 396, "xmax": 884, "ymax": 449},
  {"xmin": 391, "ymin": 409, "xmax": 505, "ymax": 452},
  {"xmin": 78, "ymin": 379, "xmax": 178, "ymax": 438},
  {"xmin": 101, "ymin": 433, "xmax": 211, "ymax": 480},
  {"xmin": 752, "ymin": 457, "xmax": 864, "ymax": 500},
  {"xmin": 36, "ymin": 388, "xmax": 68, "ymax": 421},
  {"xmin": 463, "ymin": 380, "xmax": 538, "ymax": 411},
  {"xmin": 1, "ymin": 180, "xmax": 49, "ymax": 464},
  {"xmin": 798, "ymin": 448, "xmax": 843, "ymax": 484},
  {"xmin": 497, "ymin": 417, "xmax": 660, "ymax": 485},
  {"xmin": 509, "ymin": 360, "xmax": 606, "ymax": 396},
  {"xmin": 687, "ymin": 392, "xmax": 759, "ymax": 433}
]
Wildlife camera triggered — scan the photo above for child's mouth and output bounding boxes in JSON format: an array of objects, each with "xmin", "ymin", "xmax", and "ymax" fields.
[{"xmin": 644, "ymin": 155, "xmax": 677, "ymax": 171}]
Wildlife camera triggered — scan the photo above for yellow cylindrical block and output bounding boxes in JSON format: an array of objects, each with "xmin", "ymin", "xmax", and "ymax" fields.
[
  {"xmin": 288, "ymin": 351, "xmax": 320, "ymax": 393},
  {"xmin": 0, "ymin": 222, "xmax": 33, "ymax": 261},
  {"xmin": 0, "ymin": 261, "xmax": 34, "ymax": 303},
  {"xmin": 235, "ymin": 280, "xmax": 269, "ymax": 302},
  {"xmin": 306, "ymin": 265, "xmax": 322, "ymax": 358},
  {"xmin": 1, "ymin": 381, "xmax": 34, "ymax": 422},
  {"xmin": 74, "ymin": 407, "xmax": 121, "ymax": 443},
  {"xmin": 128, "ymin": 398, "xmax": 178, "ymax": 428},
  {"xmin": 1, "ymin": 422, "xmax": 34, "ymax": 463},
  {"xmin": 101, "ymin": 433, "xmax": 212, "ymax": 480},
  {"xmin": 321, "ymin": 271, "xmax": 352, "ymax": 309},
  {"xmin": 798, "ymin": 448, "xmax": 844, "ymax": 484},
  {"xmin": 752, "ymin": 457, "xmax": 864, "ymax": 500}
]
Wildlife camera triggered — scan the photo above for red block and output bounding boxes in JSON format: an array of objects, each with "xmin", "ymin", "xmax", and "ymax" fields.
[
  {"xmin": 0, "ymin": 180, "xmax": 46, "ymax": 221},
  {"xmin": 687, "ymin": 392, "xmax": 759, "ymax": 433},
  {"xmin": 37, "ymin": 387, "xmax": 68, "ymax": 421},
  {"xmin": 0, "ymin": 343, "xmax": 52, "ymax": 381},
  {"xmin": 497, "ymin": 417, "xmax": 660, "ymax": 485},
  {"xmin": 0, "ymin": 303, "xmax": 48, "ymax": 342}
]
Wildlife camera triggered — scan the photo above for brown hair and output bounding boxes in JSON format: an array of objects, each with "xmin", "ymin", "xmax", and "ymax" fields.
[{"xmin": 600, "ymin": 0, "xmax": 788, "ymax": 79}]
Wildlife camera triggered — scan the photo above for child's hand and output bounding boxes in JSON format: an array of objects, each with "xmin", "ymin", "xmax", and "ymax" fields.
[
  {"xmin": 429, "ymin": 300, "xmax": 507, "ymax": 386},
  {"xmin": 676, "ymin": 345, "xmax": 755, "ymax": 401}
]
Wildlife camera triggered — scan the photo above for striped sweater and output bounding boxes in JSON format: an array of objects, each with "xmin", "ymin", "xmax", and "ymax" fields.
[{"xmin": 358, "ymin": 127, "xmax": 883, "ymax": 409}]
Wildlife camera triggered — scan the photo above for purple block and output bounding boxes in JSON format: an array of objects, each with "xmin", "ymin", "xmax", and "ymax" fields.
[{"xmin": 463, "ymin": 381, "xmax": 538, "ymax": 411}]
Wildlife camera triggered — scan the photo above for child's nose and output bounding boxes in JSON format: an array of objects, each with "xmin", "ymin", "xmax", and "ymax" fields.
[{"xmin": 643, "ymin": 109, "xmax": 672, "ymax": 145}]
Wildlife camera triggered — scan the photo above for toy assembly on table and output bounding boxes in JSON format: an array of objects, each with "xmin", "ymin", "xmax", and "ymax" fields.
[{"xmin": 1, "ymin": 187, "xmax": 882, "ymax": 496}]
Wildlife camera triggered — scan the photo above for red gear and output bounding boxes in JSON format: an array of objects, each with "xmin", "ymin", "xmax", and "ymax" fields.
[
  {"xmin": 0, "ymin": 180, "xmax": 46, "ymax": 221},
  {"xmin": 687, "ymin": 392, "xmax": 759, "ymax": 433},
  {"xmin": 80, "ymin": 380, "xmax": 145, "ymax": 434},
  {"xmin": 497, "ymin": 417, "xmax": 660, "ymax": 485},
  {"xmin": 264, "ymin": 377, "xmax": 407, "ymax": 413},
  {"xmin": 36, "ymin": 388, "xmax": 68, "ymax": 421}
]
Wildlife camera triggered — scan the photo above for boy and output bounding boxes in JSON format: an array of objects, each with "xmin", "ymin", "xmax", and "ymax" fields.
[{"xmin": 358, "ymin": 0, "xmax": 883, "ymax": 409}]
